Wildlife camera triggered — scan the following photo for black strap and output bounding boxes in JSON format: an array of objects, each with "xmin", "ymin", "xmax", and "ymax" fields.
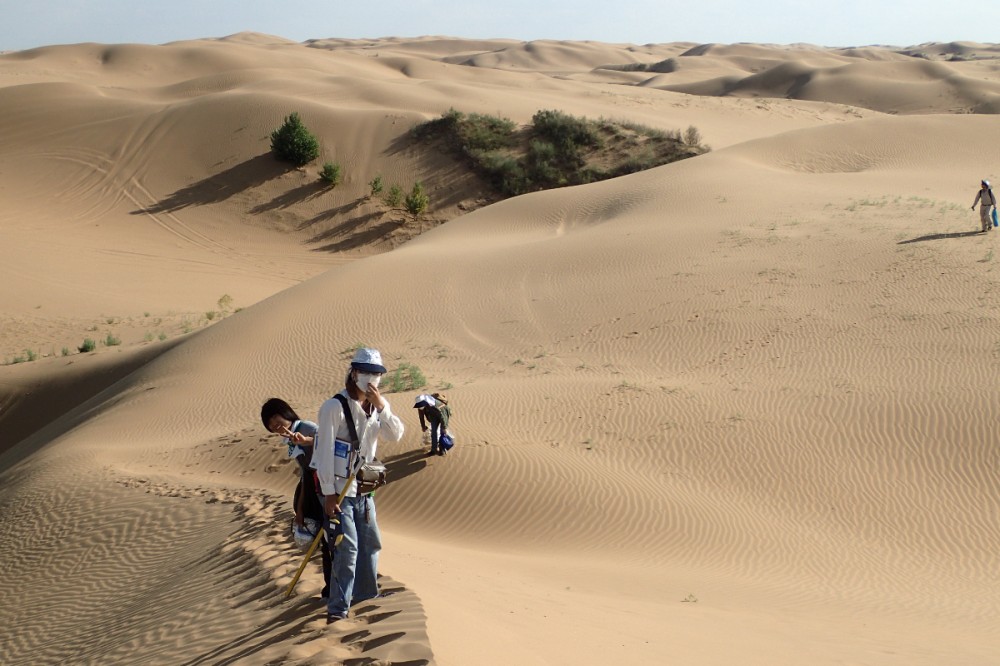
[
  {"xmin": 334, "ymin": 393, "xmax": 377, "ymax": 497},
  {"xmin": 333, "ymin": 394, "xmax": 359, "ymax": 448}
]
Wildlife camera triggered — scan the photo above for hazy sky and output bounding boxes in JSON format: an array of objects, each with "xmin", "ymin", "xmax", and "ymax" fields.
[{"xmin": 1, "ymin": 0, "xmax": 995, "ymax": 52}]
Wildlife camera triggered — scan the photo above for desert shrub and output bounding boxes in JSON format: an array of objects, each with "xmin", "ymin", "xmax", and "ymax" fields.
[
  {"xmin": 385, "ymin": 363, "xmax": 427, "ymax": 393},
  {"xmin": 415, "ymin": 106, "xmax": 705, "ymax": 199},
  {"xmin": 683, "ymin": 125, "xmax": 702, "ymax": 147},
  {"xmin": 384, "ymin": 184, "xmax": 404, "ymax": 207},
  {"xmin": 205, "ymin": 311, "xmax": 216, "ymax": 321},
  {"xmin": 105, "ymin": 333, "xmax": 121, "ymax": 347},
  {"xmin": 525, "ymin": 140, "xmax": 564, "ymax": 188},
  {"xmin": 217, "ymin": 294, "xmax": 233, "ymax": 312},
  {"xmin": 79, "ymin": 338, "xmax": 96, "ymax": 353},
  {"xmin": 532, "ymin": 109, "xmax": 600, "ymax": 151},
  {"xmin": 320, "ymin": 162, "xmax": 342, "ymax": 186},
  {"xmin": 369, "ymin": 174, "xmax": 384, "ymax": 196},
  {"xmin": 158, "ymin": 332, "xmax": 168, "ymax": 341},
  {"xmin": 477, "ymin": 152, "xmax": 528, "ymax": 196},
  {"xmin": 412, "ymin": 107, "xmax": 464, "ymax": 141},
  {"xmin": 405, "ymin": 182, "xmax": 429, "ymax": 216},
  {"xmin": 61, "ymin": 347, "xmax": 70, "ymax": 357},
  {"xmin": 457, "ymin": 113, "xmax": 517, "ymax": 153},
  {"xmin": 25, "ymin": 349, "xmax": 37, "ymax": 362},
  {"xmin": 270, "ymin": 112, "xmax": 320, "ymax": 166}
]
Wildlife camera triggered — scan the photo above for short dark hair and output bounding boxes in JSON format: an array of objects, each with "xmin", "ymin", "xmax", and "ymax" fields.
[{"xmin": 260, "ymin": 398, "xmax": 299, "ymax": 430}]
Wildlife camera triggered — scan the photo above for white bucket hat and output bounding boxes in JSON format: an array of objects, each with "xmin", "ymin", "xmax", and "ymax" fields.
[
  {"xmin": 351, "ymin": 347, "xmax": 387, "ymax": 374},
  {"xmin": 413, "ymin": 394, "xmax": 436, "ymax": 408}
]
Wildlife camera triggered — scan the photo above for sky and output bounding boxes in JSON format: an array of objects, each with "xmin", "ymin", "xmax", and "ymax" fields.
[{"xmin": 0, "ymin": 0, "xmax": 996, "ymax": 52}]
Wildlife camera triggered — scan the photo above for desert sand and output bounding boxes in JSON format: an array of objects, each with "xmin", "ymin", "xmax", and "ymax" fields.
[{"xmin": 1, "ymin": 34, "xmax": 999, "ymax": 665}]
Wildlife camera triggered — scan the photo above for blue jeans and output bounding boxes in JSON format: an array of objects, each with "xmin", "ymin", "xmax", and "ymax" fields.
[
  {"xmin": 429, "ymin": 421, "xmax": 442, "ymax": 453},
  {"xmin": 326, "ymin": 494, "xmax": 381, "ymax": 618}
]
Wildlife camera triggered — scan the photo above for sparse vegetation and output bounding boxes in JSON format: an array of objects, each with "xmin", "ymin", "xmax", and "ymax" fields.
[
  {"xmin": 61, "ymin": 347, "xmax": 70, "ymax": 357},
  {"xmin": 217, "ymin": 294, "xmax": 233, "ymax": 313},
  {"xmin": 405, "ymin": 182, "xmax": 430, "ymax": 216},
  {"xmin": 385, "ymin": 363, "xmax": 427, "ymax": 393},
  {"xmin": 384, "ymin": 184, "xmax": 404, "ymax": 207},
  {"xmin": 320, "ymin": 162, "xmax": 342, "ymax": 186},
  {"xmin": 79, "ymin": 338, "xmax": 96, "ymax": 353},
  {"xmin": 270, "ymin": 112, "xmax": 320, "ymax": 167},
  {"xmin": 104, "ymin": 333, "xmax": 121, "ymax": 347},
  {"xmin": 414, "ymin": 107, "xmax": 708, "ymax": 197},
  {"xmin": 369, "ymin": 175, "xmax": 384, "ymax": 197},
  {"xmin": 683, "ymin": 125, "xmax": 702, "ymax": 146}
]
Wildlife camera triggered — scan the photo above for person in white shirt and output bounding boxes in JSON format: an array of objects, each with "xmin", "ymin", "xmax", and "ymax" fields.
[
  {"xmin": 310, "ymin": 348, "xmax": 404, "ymax": 624},
  {"xmin": 972, "ymin": 179, "xmax": 997, "ymax": 233}
]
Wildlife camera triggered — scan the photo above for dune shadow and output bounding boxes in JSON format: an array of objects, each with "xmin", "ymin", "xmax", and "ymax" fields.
[
  {"xmin": 131, "ymin": 154, "xmax": 288, "ymax": 214},
  {"xmin": 298, "ymin": 196, "xmax": 371, "ymax": 230},
  {"xmin": 310, "ymin": 219, "xmax": 407, "ymax": 253},
  {"xmin": 383, "ymin": 449, "xmax": 429, "ymax": 484},
  {"xmin": 305, "ymin": 210, "xmax": 386, "ymax": 243},
  {"xmin": 898, "ymin": 230, "xmax": 984, "ymax": 244},
  {"xmin": 249, "ymin": 181, "xmax": 329, "ymax": 214},
  {"xmin": 178, "ymin": 597, "xmax": 318, "ymax": 666}
]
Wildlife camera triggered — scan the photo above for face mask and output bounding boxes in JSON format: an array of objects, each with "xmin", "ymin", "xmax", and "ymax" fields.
[{"xmin": 356, "ymin": 373, "xmax": 381, "ymax": 389}]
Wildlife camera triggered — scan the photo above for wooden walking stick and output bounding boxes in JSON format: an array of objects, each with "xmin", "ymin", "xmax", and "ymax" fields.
[
  {"xmin": 284, "ymin": 527, "xmax": 325, "ymax": 599},
  {"xmin": 283, "ymin": 460, "xmax": 361, "ymax": 599}
]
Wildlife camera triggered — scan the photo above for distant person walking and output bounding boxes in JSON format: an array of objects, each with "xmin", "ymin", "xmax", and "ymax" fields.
[
  {"xmin": 414, "ymin": 394, "xmax": 450, "ymax": 456},
  {"xmin": 972, "ymin": 179, "xmax": 997, "ymax": 233},
  {"xmin": 310, "ymin": 348, "xmax": 404, "ymax": 624}
]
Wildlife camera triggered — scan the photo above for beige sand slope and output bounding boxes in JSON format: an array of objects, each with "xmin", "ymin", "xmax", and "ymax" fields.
[{"xmin": 1, "ymin": 36, "xmax": 999, "ymax": 665}]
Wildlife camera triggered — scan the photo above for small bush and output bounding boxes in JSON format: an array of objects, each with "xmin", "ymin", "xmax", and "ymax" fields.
[
  {"xmin": 105, "ymin": 333, "xmax": 121, "ymax": 347},
  {"xmin": 477, "ymin": 152, "xmax": 528, "ymax": 196},
  {"xmin": 369, "ymin": 175, "xmax": 384, "ymax": 197},
  {"xmin": 158, "ymin": 332, "xmax": 168, "ymax": 341},
  {"xmin": 217, "ymin": 294, "xmax": 233, "ymax": 312},
  {"xmin": 384, "ymin": 185, "xmax": 404, "ymax": 207},
  {"xmin": 385, "ymin": 363, "xmax": 427, "ymax": 393},
  {"xmin": 25, "ymin": 349, "xmax": 37, "ymax": 362},
  {"xmin": 320, "ymin": 162, "xmax": 342, "ymax": 186},
  {"xmin": 683, "ymin": 125, "xmax": 702, "ymax": 147},
  {"xmin": 532, "ymin": 109, "xmax": 600, "ymax": 151},
  {"xmin": 457, "ymin": 113, "xmax": 517, "ymax": 153},
  {"xmin": 79, "ymin": 338, "xmax": 96, "ymax": 353},
  {"xmin": 61, "ymin": 347, "xmax": 70, "ymax": 357},
  {"xmin": 270, "ymin": 112, "xmax": 320, "ymax": 167},
  {"xmin": 405, "ymin": 182, "xmax": 430, "ymax": 217},
  {"xmin": 205, "ymin": 311, "xmax": 216, "ymax": 321}
]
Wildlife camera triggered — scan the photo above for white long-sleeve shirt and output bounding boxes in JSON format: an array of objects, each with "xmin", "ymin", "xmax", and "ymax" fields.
[{"xmin": 309, "ymin": 390, "xmax": 404, "ymax": 497}]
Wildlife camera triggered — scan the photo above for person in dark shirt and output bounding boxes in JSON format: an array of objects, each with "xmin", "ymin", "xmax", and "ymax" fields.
[
  {"xmin": 414, "ymin": 394, "xmax": 449, "ymax": 456},
  {"xmin": 261, "ymin": 397, "xmax": 331, "ymax": 598}
]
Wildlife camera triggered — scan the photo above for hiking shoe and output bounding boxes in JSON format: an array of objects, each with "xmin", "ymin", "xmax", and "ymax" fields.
[{"xmin": 327, "ymin": 613, "xmax": 347, "ymax": 624}]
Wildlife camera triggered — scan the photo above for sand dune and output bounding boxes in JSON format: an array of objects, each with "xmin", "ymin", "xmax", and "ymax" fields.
[{"xmin": 2, "ymin": 36, "xmax": 999, "ymax": 665}]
